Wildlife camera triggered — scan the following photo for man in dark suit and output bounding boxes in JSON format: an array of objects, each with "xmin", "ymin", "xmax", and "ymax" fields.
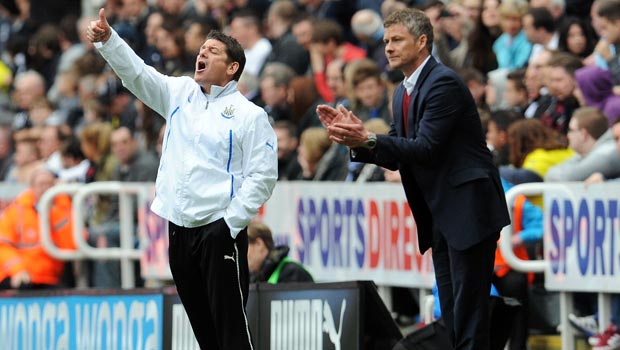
[{"xmin": 317, "ymin": 8, "xmax": 510, "ymax": 350}]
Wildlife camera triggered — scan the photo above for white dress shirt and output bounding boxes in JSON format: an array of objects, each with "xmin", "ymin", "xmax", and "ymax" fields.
[{"xmin": 403, "ymin": 55, "xmax": 432, "ymax": 95}]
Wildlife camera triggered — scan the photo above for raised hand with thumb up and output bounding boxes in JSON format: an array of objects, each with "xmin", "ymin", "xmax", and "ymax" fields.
[{"xmin": 86, "ymin": 8, "xmax": 112, "ymax": 44}]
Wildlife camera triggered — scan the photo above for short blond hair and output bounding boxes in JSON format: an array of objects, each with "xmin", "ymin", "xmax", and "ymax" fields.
[
  {"xmin": 79, "ymin": 122, "xmax": 114, "ymax": 156},
  {"xmin": 299, "ymin": 127, "xmax": 331, "ymax": 164},
  {"xmin": 499, "ymin": 0, "xmax": 529, "ymax": 18}
]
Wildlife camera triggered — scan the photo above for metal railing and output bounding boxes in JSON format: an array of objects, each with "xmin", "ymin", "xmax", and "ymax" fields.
[
  {"xmin": 38, "ymin": 184, "xmax": 88, "ymax": 287},
  {"xmin": 501, "ymin": 182, "xmax": 613, "ymax": 350},
  {"xmin": 38, "ymin": 181, "xmax": 154, "ymax": 289}
]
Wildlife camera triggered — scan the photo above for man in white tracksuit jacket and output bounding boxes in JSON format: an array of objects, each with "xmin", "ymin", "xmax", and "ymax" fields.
[{"xmin": 88, "ymin": 9, "xmax": 277, "ymax": 350}]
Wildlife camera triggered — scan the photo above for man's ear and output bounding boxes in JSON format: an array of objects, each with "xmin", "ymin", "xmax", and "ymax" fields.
[
  {"xmin": 498, "ymin": 130, "xmax": 507, "ymax": 145},
  {"xmin": 228, "ymin": 61, "xmax": 240, "ymax": 77},
  {"xmin": 418, "ymin": 34, "xmax": 427, "ymax": 53},
  {"xmin": 256, "ymin": 237, "xmax": 267, "ymax": 249}
]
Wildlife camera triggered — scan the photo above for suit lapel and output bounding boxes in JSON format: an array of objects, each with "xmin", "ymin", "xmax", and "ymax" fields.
[
  {"xmin": 393, "ymin": 84, "xmax": 406, "ymax": 137},
  {"xmin": 393, "ymin": 56, "xmax": 439, "ymax": 138},
  {"xmin": 410, "ymin": 57, "xmax": 438, "ymax": 136}
]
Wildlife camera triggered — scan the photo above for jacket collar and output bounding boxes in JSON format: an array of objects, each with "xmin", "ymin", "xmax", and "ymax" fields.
[
  {"xmin": 404, "ymin": 55, "xmax": 432, "ymax": 94},
  {"xmin": 413, "ymin": 56, "xmax": 438, "ymax": 93},
  {"xmin": 206, "ymin": 80, "xmax": 238, "ymax": 101}
]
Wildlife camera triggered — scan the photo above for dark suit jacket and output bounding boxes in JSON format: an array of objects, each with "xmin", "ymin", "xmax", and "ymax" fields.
[{"xmin": 352, "ymin": 56, "xmax": 510, "ymax": 253}]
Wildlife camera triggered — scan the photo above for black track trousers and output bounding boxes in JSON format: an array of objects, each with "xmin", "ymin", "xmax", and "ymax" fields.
[{"xmin": 168, "ymin": 218, "xmax": 254, "ymax": 350}]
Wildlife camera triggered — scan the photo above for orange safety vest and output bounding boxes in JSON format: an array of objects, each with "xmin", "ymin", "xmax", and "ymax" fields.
[
  {"xmin": 0, "ymin": 189, "xmax": 77, "ymax": 285},
  {"xmin": 494, "ymin": 194, "xmax": 535, "ymax": 284}
]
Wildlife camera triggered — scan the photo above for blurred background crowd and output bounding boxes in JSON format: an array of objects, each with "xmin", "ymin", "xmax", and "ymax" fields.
[{"xmin": 0, "ymin": 0, "xmax": 615, "ymax": 188}]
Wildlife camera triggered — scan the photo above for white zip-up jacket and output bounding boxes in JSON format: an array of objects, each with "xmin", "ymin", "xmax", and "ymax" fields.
[{"xmin": 96, "ymin": 30, "xmax": 277, "ymax": 237}]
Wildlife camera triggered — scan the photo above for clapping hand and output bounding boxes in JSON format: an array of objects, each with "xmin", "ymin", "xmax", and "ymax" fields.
[
  {"xmin": 316, "ymin": 104, "xmax": 352, "ymax": 127},
  {"xmin": 316, "ymin": 104, "xmax": 368, "ymax": 147}
]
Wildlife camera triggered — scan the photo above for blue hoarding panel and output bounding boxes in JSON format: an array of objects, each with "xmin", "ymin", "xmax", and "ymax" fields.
[{"xmin": 0, "ymin": 294, "xmax": 163, "ymax": 350}]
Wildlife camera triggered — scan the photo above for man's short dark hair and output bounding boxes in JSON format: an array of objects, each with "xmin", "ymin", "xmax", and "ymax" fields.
[
  {"xmin": 459, "ymin": 67, "xmax": 487, "ymax": 85},
  {"xmin": 547, "ymin": 51, "xmax": 583, "ymax": 76},
  {"xmin": 60, "ymin": 136, "xmax": 85, "ymax": 160},
  {"xmin": 490, "ymin": 109, "xmax": 522, "ymax": 132},
  {"xmin": 598, "ymin": 0, "xmax": 620, "ymax": 21},
  {"xmin": 231, "ymin": 9, "xmax": 262, "ymax": 31},
  {"xmin": 206, "ymin": 30, "xmax": 246, "ymax": 82},
  {"xmin": 418, "ymin": 0, "xmax": 444, "ymax": 11},
  {"xmin": 186, "ymin": 12, "xmax": 220, "ymax": 33},
  {"xmin": 273, "ymin": 120, "xmax": 297, "ymax": 138},
  {"xmin": 527, "ymin": 7, "xmax": 556, "ymax": 33},
  {"xmin": 292, "ymin": 12, "xmax": 316, "ymax": 27},
  {"xmin": 248, "ymin": 222, "xmax": 274, "ymax": 251},
  {"xmin": 352, "ymin": 60, "xmax": 382, "ymax": 87},
  {"xmin": 113, "ymin": 125, "xmax": 136, "ymax": 139},
  {"xmin": 506, "ymin": 68, "xmax": 526, "ymax": 92},
  {"xmin": 311, "ymin": 19, "xmax": 344, "ymax": 45},
  {"xmin": 573, "ymin": 106, "xmax": 609, "ymax": 140}
]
